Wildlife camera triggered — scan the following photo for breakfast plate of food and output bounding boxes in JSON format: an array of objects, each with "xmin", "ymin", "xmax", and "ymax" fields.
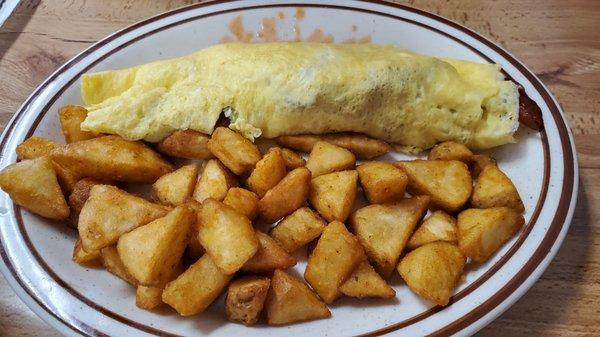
[{"xmin": 0, "ymin": 1, "xmax": 577, "ymax": 336}]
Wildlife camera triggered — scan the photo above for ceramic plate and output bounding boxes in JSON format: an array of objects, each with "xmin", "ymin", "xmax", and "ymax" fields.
[{"xmin": 0, "ymin": 1, "xmax": 578, "ymax": 336}]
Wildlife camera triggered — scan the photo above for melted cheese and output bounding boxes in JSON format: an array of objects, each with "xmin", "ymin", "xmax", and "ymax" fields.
[{"xmin": 81, "ymin": 43, "xmax": 519, "ymax": 150}]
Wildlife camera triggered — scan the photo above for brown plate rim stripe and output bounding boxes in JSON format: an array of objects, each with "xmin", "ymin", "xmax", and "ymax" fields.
[
  {"xmin": 0, "ymin": 1, "xmax": 575, "ymax": 336},
  {"xmin": 16, "ymin": 3, "xmax": 551, "ymax": 335}
]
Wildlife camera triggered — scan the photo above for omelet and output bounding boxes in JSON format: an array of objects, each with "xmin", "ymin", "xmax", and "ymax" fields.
[{"xmin": 80, "ymin": 43, "xmax": 519, "ymax": 152}]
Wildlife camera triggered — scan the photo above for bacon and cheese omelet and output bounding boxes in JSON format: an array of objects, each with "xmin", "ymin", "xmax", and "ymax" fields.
[{"xmin": 80, "ymin": 43, "xmax": 520, "ymax": 152}]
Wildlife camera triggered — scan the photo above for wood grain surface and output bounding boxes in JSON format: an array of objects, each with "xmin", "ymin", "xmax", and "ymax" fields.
[{"xmin": 0, "ymin": 1, "xmax": 598, "ymax": 336}]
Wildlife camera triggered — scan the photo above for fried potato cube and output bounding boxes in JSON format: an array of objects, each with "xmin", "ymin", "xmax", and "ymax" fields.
[
  {"xmin": 242, "ymin": 231, "xmax": 296, "ymax": 272},
  {"xmin": 72, "ymin": 238, "xmax": 100, "ymax": 266},
  {"xmin": 68, "ymin": 178, "xmax": 105, "ymax": 227},
  {"xmin": 16, "ymin": 136, "xmax": 60, "ymax": 160},
  {"xmin": 258, "ymin": 167, "xmax": 311, "ymax": 223},
  {"xmin": 192, "ymin": 159, "xmax": 238, "ymax": 202},
  {"xmin": 136, "ymin": 286, "xmax": 164, "ymax": 310},
  {"xmin": 470, "ymin": 154, "xmax": 497, "ymax": 179},
  {"xmin": 246, "ymin": 147, "xmax": 287, "ymax": 198},
  {"xmin": 471, "ymin": 165, "xmax": 524, "ymax": 212},
  {"xmin": 275, "ymin": 134, "xmax": 321, "ymax": 153},
  {"xmin": 51, "ymin": 135, "xmax": 173, "ymax": 183},
  {"xmin": 162, "ymin": 254, "xmax": 233, "ymax": 316},
  {"xmin": 407, "ymin": 211, "xmax": 458, "ymax": 249},
  {"xmin": 117, "ymin": 205, "xmax": 195, "ymax": 285},
  {"xmin": 428, "ymin": 141, "xmax": 473, "ymax": 162},
  {"xmin": 339, "ymin": 261, "xmax": 396, "ymax": 299},
  {"xmin": 197, "ymin": 199, "xmax": 258, "ymax": 274},
  {"xmin": 207, "ymin": 127, "xmax": 262, "ymax": 175},
  {"xmin": 14, "ymin": 137, "xmax": 81, "ymax": 195},
  {"xmin": 395, "ymin": 160, "xmax": 472, "ymax": 213},
  {"xmin": 225, "ymin": 276, "xmax": 271, "ymax": 325},
  {"xmin": 457, "ymin": 207, "xmax": 524, "ymax": 263},
  {"xmin": 280, "ymin": 148, "xmax": 306, "ymax": 169},
  {"xmin": 58, "ymin": 105, "xmax": 98, "ymax": 143},
  {"xmin": 223, "ymin": 187, "xmax": 259, "ymax": 220},
  {"xmin": 270, "ymin": 207, "xmax": 326, "ymax": 253},
  {"xmin": 0, "ymin": 157, "xmax": 69, "ymax": 220},
  {"xmin": 100, "ymin": 246, "xmax": 138, "ymax": 286},
  {"xmin": 136, "ymin": 263, "xmax": 186, "ymax": 310},
  {"xmin": 152, "ymin": 164, "xmax": 198, "ymax": 206},
  {"xmin": 276, "ymin": 133, "xmax": 391, "ymax": 159},
  {"xmin": 265, "ymin": 269, "xmax": 331, "ymax": 325},
  {"xmin": 304, "ymin": 221, "xmax": 365, "ymax": 303},
  {"xmin": 305, "ymin": 141, "xmax": 356, "ymax": 177},
  {"xmin": 52, "ymin": 162, "xmax": 80, "ymax": 195},
  {"xmin": 156, "ymin": 130, "xmax": 213, "ymax": 160},
  {"xmin": 78, "ymin": 185, "xmax": 169, "ymax": 251},
  {"xmin": 185, "ymin": 200, "xmax": 205, "ymax": 261},
  {"xmin": 398, "ymin": 242, "xmax": 466, "ymax": 306},
  {"xmin": 357, "ymin": 161, "xmax": 408, "ymax": 204},
  {"xmin": 309, "ymin": 170, "xmax": 357, "ymax": 222},
  {"xmin": 350, "ymin": 196, "xmax": 430, "ymax": 278}
]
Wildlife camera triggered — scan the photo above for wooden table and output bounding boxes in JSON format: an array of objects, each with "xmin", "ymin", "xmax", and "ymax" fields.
[{"xmin": 0, "ymin": 1, "xmax": 597, "ymax": 336}]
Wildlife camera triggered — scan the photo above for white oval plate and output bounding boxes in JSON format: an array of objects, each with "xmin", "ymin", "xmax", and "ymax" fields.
[{"xmin": 0, "ymin": 1, "xmax": 578, "ymax": 336}]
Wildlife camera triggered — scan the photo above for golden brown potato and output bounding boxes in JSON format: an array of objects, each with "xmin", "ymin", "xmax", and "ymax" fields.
[
  {"xmin": 357, "ymin": 161, "xmax": 408, "ymax": 204},
  {"xmin": 276, "ymin": 133, "xmax": 391, "ymax": 159},
  {"xmin": 242, "ymin": 231, "xmax": 296, "ymax": 272},
  {"xmin": 14, "ymin": 137, "xmax": 80, "ymax": 196},
  {"xmin": 275, "ymin": 134, "xmax": 324, "ymax": 153},
  {"xmin": 100, "ymin": 246, "xmax": 138, "ymax": 286},
  {"xmin": 58, "ymin": 105, "xmax": 98, "ymax": 143},
  {"xmin": 428, "ymin": 141, "xmax": 473, "ymax": 162},
  {"xmin": 265, "ymin": 269, "xmax": 331, "ymax": 325},
  {"xmin": 192, "ymin": 159, "xmax": 238, "ymax": 202},
  {"xmin": 470, "ymin": 154, "xmax": 497, "ymax": 179},
  {"xmin": 152, "ymin": 164, "xmax": 198, "ymax": 206},
  {"xmin": 471, "ymin": 165, "xmax": 524, "ymax": 212},
  {"xmin": 185, "ymin": 200, "xmax": 205, "ymax": 261},
  {"xmin": 136, "ymin": 286, "xmax": 164, "ymax": 310},
  {"xmin": 16, "ymin": 136, "xmax": 60, "ymax": 160},
  {"xmin": 395, "ymin": 160, "xmax": 472, "ymax": 213},
  {"xmin": 197, "ymin": 199, "xmax": 258, "ymax": 274},
  {"xmin": 72, "ymin": 239, "xmax": 100, "ymax": 266},
  {"xmin": 223, "ymin": 187, "xmax": 259, "ymax": 220},
  {"xmin": 0, "ymin": 157, "xmax": 69, "ymax": 220},
  {"xmin": 78, "ymin": 185, "xmax": 169, "ymax": 251},
  {"xmin": 162, "ymin": 254, "xmax": 233, "ymax": 316},
  {"xmin": 51, "ymin": 135, "xmax": 173, "ymax": 183},
  {"xmin": 68, "ymin": 178, "xmax": 105, "ymax": 227},
  {"xmin": 225, "ymin": 276, "xmax": 271, "ymax": 325},
  {"xmin": 52, "ymin": 162, "xmax": 80, "ymax": 195},
  {"xmin": 207, "ymin": 127, "xmax": 262, "ymax": 175},
  {"xmin": 136, "ymin": 263, "xmax": 186, "ymax": 310},
  {"xmin": 339, "ymin": 261, "xmax": 396, "ymax": 299},
  {"xmin": 156, "ymin": 130, "xmax": 213, "ymax": 160},
  {"xmin": 258, "ymin": 167, "xmax": 311, "ymax": 223},
  {"xmin": 270, "ymin": 207, "xmax": 326, "ymax": 253},
  {"xmin": 407, "ymin": 211, "xmax": 458, "ymax": 249},
  {"xmin": 457, "ymin": 207, "xmax": 524, "ymax": 263},
  {"xmin": 246, "ymin": 147, "xmax": 287, "ymax": 198},
  {"xmin": 350, "ymin": 196, "xmax": 430, "ymax": 278},
  {"xmin": 398, "ymin": 242, "xmax": 466, "ymax": 306},
  {"xmin": 280, "ymin": 148, "xmax": 306, "ymax": 169},
  {"xmin": 304, "ymin": 221, "xmax": 365, "ymax": 303},
  {"xmin": 309, "ymin": 170, "xmax": 357, "ymax": 223},
  {"xmin": 305, "ymin": 141, "xmax": 355, "ymax": 177},
  {"xmin": 117, "ymin": 205, "xmax": 195, "ymax": 286}
]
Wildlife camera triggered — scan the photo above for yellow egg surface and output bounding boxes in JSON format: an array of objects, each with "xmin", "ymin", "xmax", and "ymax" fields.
[{"xmin": 81, "ymin": 43, "xmax": 519, "ymax": 151}]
